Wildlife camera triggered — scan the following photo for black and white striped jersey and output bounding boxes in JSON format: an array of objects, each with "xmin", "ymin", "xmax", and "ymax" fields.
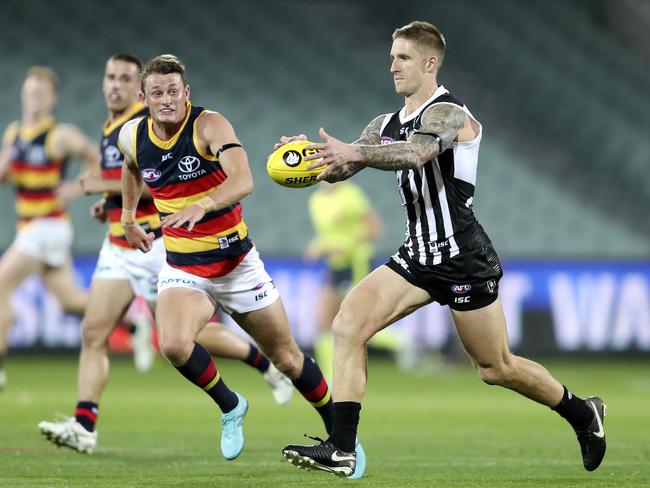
[{"xmin": 380, "ymin": 85, "xmax": 487, "ymax": 266}]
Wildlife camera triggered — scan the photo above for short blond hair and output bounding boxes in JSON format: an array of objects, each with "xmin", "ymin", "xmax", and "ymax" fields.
[
  {"xmin": 393, "ymin": 21, "xmax": 446, "ymax": 66},
  {"xmin": 141, "ymin": 54, "xmax": 187, "ymax": 91},
  {"xmin": 25, "ymin": 66, "xmax": 59, "ymax": 93}
]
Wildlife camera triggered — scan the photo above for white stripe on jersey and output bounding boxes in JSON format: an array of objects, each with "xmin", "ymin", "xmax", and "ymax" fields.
[
  {"xmin": 419, "ymin": 165, "xmax": 440, "ymax": 264},
  {"xmin": 431, "ymin": 159, "xmax": 460, "ymax": 260}
]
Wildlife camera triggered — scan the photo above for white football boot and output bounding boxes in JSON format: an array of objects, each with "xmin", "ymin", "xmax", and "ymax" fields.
[
  {"xmin": 38, "ymin": 416, "xmax": 97, "ymax": 454},
  {"xmin": 131, "ymin": 312, "xmax": 155, "ymax": 373},
  {"xmin": 263, "ymin": 363, "xmax": 293, "ymax": 405}
]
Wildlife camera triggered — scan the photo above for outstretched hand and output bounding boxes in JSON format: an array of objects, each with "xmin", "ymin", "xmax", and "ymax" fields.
[{"xmin": 305, "ymin": 128, "xmax": 360, "ymax": 181}]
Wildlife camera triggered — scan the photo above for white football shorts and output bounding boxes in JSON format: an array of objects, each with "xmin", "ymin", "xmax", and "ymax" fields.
[
  {"xmin": 157, "ymin": 245, "xmax": 279, "ymax": 315},
  {"xmin": 13, "ymin": 217, "xmax": 73, "ymax": 267},
  {"xmin": 92, "ymin": 235, "xmax": 165, "ymax": 302}
]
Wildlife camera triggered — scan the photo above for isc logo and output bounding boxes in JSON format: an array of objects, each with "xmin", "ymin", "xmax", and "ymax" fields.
[
  {"xmin": 454, "ymin": 296, "xmax": 471, "ymax": 304},
  {"xmin": 254, "ymin": 290, "xmax": 269, "ymax": 301}
]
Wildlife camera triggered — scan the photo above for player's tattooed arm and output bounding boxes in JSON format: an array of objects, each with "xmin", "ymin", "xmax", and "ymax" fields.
[
  {"xmin": 322, "ymin": 115, "xmax": 384, "ymax": 182},
  {"xmin": 355, "ymin": 104, "xmax": 467, "ymax": 171}
]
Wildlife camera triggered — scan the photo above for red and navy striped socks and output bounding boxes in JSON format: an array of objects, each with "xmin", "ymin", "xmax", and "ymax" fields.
[
  {"xmin": 291, "ymin": 355, "xmax": 333, "ymax": 434},
  {"xmin": 75, "ymin": 401, "xmax": 98, "ymax": 432},
  {"xmin": 176, "ymin": 343, "xmax": 238, "ymax": 413},
  {"xmin": 243, "ymin": 343, "xmax": 270, "ymax": 373}
]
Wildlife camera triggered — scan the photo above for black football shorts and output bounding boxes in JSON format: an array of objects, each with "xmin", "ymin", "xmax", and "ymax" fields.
[{"xmin": 386, "ymin": 243, "xmax": 503, "ymax": 311}]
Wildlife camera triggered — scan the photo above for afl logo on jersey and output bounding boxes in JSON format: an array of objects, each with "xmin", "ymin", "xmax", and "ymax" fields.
[
  {"xmin": 103, "ymin": 145, "xmax": 122, "ymax": 168},
  {"xmin": 141, "ymin": 168, "xmax": 161, "ymax": 182},
  {"xmin": 283, "ymin": 150, "xmax": 301, "ymax": 167},
  {"xmin": 380, "ymin": 136, "xmax": 395, "ymax": 145},
  {"xmin": 178, "ymin": 156, "xmax": 201, "ymax": 173}
]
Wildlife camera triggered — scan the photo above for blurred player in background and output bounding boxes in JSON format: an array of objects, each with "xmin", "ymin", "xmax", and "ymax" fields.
[
  {"xmin": 38, "ymin": 54, "xmax": 291, "ymax": 455},
  {"xmin": 282, "ymin": 21, "xmax": 606, "ymax": 477},
  {"xmin": 0, "ymin": 66, "xmax": 97, "ymax": 390},
  {"xmin": 307, "ymin": 181, "xmax": 412, "ymax": 378},
  {"xmin": 118, "ymin": 55, "xmax": 364, "ymax": 474}
]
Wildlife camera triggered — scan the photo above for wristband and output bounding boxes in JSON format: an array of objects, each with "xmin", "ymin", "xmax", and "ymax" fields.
[
  {"xmin": 194, "ymin": 196, "xmax": 216, "ymax": 213},
  {"xmin": 121, "ymin": 208, "xmax": 137, "ymax": 227}
]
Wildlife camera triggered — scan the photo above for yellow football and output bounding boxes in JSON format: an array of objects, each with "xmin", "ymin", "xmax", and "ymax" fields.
[{"xmin": 266, "ymin": 140, "xmax": 324, "ymax": 188}]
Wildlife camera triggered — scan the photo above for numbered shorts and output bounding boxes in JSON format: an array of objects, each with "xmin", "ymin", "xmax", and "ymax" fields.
[
  {"xmin": 13, "ymin": 217, "xmax": 73, "ymax": 267},
  {"xmin": 386, "ymin": 243, "xmax": 503, "ymax": 311},
  {"xmin": 157, "ymin": 246, "xmax": 280, "ymax": 315},
  {"xmin": 92, "ymin": 236, "xmax": 165, "ymax": 302}
]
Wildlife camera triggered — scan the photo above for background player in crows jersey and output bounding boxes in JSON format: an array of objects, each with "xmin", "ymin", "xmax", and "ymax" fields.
[
  {"xmin": 38, "ymin": 54, "xmax": 292, "ymax": 454},
  {"xmin": 117, "ymin": 55, "xmax": 364, "ymax": 472},
  {"xmin": 306, "ymin": 181, "xmax": 415, "ymax": 377},
  {"xmin": 281, "ymin": 21, "xmax": 606, "ymax": 477},
  {"xmin": 0, "ymin": 66, "xmax": 98, "ymax": 390}
]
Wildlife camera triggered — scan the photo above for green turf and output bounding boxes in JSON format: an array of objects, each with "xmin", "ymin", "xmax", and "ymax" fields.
[{"xmin": 0, "ymin": 355, "xmax": 648, "ymax": 487}]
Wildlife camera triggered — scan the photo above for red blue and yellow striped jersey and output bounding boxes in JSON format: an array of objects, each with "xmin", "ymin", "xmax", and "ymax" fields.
[
  {"xmin": 132, "ymin": 103, "xmax": 252, "ymax": 278},
  {"xmin": 101, "ymin": 102, "xmax": 161, "ymax": 248},
  {"xmin": 9, "ymin": 117, "xmax": 67, "ymax": 226}
]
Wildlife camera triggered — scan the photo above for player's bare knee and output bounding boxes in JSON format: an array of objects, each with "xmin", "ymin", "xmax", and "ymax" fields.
[
  {"xmin": 159, "ymin": 339, "xmax": 192, "ymax": 365},
  {"xmin": 332, "ymin": 308, "xmax": 371, "ymax": 346},
  {"xmin": 267, "ymin": 348, "xmax": 302, "ymax": 377},
  {"xmin": 476, "ymin": 360, "xmax": 515, "ymax": 387},
  {"xmin": 80, "ymin": 317, "xmax": 111, "ymax": 350}
]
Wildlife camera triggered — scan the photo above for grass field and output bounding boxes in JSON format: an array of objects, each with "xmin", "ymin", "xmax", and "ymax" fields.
[{"xmin": 0, "ymin": 355, "xmax": 648, "ymax": 487}]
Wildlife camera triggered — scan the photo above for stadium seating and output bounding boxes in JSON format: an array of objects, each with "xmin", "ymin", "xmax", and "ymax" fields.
[{"xmin": 0, "ymin": 0, "xmax": 647, "ymax": 257}]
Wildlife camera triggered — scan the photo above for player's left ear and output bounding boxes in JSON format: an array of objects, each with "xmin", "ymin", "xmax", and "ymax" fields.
[
  {"xmin": 425, "ymin": 55, "xmax": 438, "ymax": 73},
  {"xmin": 184, "ymin": 84, "xmax": 191, "ymax": 99}
]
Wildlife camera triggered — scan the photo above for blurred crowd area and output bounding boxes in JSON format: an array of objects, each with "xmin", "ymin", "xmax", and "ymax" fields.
[{"xmin": 0, "ymin": 0, "xmax": 648, "ymax": 259}]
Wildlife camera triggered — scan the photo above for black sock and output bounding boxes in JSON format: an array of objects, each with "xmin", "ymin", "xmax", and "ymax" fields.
[
  {"xmin": 175, "ymin": 343, "xmax": 238, "ymax": 413},
  {"xmin": 243, "ymin": 343, "xmax": 270, "ymax": 373},
  {"xmin": 329, "ymin": 401, "xmax": 361, "ymax": 453},
  {"xmin": 291, "ymin": 355, "xmax": 333, "ymax": 435},
  {"xmin": 551, "ymin": 385, "xmax": 594, "ymax": 431},
  {"xmin": 75, "ymin": 401, "xmax": 99, "ymax": 432}
]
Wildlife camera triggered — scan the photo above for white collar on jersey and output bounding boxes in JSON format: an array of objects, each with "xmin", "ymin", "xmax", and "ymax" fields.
[{"xmin": 399, "ymin": 85, "xmax": 449, "ymax": 124}]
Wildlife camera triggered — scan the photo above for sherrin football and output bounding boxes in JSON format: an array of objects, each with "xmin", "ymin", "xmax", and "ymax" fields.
[{"xmin": 266, "ymin": 140, "xmax": 324, "ymax": 188}]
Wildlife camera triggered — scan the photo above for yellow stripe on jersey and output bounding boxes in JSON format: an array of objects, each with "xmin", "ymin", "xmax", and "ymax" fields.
[
  {"xmin": 12, "ymin": 169, "xmax": 61, "ymax": 188},
  {"xmin": 163, "ymin": 221, "xmax": 248, "ymax": 253},
  {"xmin": 153, "ymin": 189, "xmax": 214, "ymax": 214},
  {"xmin": 104, "ymin": 102, "xmax": 144, "ymax": 136},
  {"xmin": 16, "ymin": 198, "xmax": 61, "ymax": 217},
  {"xmin": 108, "ymin": 214, "xmax": 161, "ymax": 238},
  {"xmin": 18, "ymin": 117, "xmax": 55, "ymax": 141}
]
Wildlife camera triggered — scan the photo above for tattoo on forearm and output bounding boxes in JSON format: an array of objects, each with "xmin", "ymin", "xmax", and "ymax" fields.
[
  {"xmin": 353, "ymin": 105, "xmax": 466, "ymax": 171},
  {"xmin": 352, "ymin": 115, "xmax": 384, "ymax": 146},
  {"xmin": 323, "ymin": 163, "xmax": 364, "ymax": 183},
  {"xmin": 358, "ymin": 142, "xmax": 421, "ymax": 171}
]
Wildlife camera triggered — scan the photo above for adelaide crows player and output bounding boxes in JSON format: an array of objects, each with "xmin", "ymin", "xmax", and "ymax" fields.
[
  {"xmin": 38, "ymin": 55, "xmax": 292, "ymax": 455},
  {"xmin": 118, "ymin": 55, "xmax": 363, "ymax": 470}
]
